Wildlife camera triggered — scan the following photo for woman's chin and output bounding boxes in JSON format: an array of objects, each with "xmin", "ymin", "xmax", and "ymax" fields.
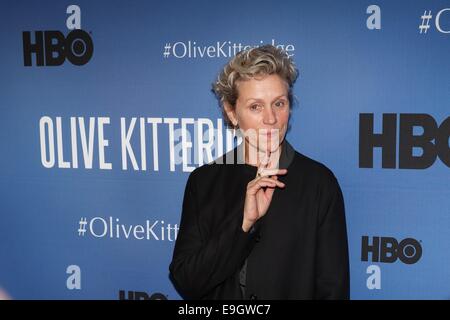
[
  {"xmin": 245, "ymin": 136, "xmax": 284, "ymax": 154},
  {"xmin": 259, "ymin": 143, "xmax": 281, "ymax": 154},
  {"xmin": 262, "ymin": 137, "xmax": 284, "ymax": 153}
]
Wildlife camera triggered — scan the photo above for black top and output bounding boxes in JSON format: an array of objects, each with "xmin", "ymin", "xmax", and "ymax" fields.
[{"xmin": 169, "ymin": 140, "xmax": 350, "ymax": 300}]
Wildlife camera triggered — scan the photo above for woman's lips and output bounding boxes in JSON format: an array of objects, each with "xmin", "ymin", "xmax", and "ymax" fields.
[{"xmin": 258, "ymin": 129, "xmax": 279, "ymax": 138}]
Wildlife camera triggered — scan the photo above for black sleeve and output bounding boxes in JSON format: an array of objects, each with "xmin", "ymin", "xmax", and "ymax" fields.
[
  {"xmin": 169, "ymin": 171, "xmax": 260, "ymax": 299},
  {"xmin": 314, "ymin": 173, "xmax": 350, "ymax": 300}
]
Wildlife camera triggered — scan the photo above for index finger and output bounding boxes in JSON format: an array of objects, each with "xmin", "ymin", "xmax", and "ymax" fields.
[{"xmin": 258, "ymin": 168, "xmax": 288, "ymax": 177}]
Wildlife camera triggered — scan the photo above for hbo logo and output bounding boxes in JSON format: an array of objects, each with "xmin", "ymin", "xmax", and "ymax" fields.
[
  {"xmin": 119, "ymin": 290, "xmax": 168, "ymax": 300},
  {"xmin": 361, "ymin": 236, "xmax": 422, "ymax": 264},
  {"xmin": 23, "ymin": 30, "xmax": 93, "ymax": 66},
  {"xmin": 359, "ymin": 113, "xmax": 450, "ymax": 169}
]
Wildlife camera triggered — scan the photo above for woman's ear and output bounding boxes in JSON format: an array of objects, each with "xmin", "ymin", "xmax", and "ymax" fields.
[{"xmin": 224, "ymin": 102, "xmax": 238, "ymax": 127}]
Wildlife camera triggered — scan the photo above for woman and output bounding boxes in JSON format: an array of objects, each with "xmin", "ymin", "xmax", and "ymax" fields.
[{"xmin": 169, "ymin": 45, "xmax": 349, "ymax": 300}]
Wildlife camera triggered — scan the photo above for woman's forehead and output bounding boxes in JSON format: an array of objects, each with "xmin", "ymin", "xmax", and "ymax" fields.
[
  {"xmin": 237, "ymin": 81, "xmax": 288, "ymax": 102},
  {"xmin": 236, "ymin": 76, "xmax": 288, "ymax": 100}
]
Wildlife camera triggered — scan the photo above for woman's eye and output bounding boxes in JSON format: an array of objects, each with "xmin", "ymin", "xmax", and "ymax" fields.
[
  {"xmin": 275, "ymin": 100, "xmax": 285, "ymax": 107},
  {"xmin": 250, "ymin": 104, "xmax": 260, "ymax": 111}
]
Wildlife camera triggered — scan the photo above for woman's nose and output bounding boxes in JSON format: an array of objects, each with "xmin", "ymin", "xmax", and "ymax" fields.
[{"xmin": 263, "ymin": 107, "xmax": 277, "ymax": 125}]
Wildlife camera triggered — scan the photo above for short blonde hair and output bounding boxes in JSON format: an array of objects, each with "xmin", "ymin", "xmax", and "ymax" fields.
[{"xmin": 212, "ymin": 44, "xmax": 299, "ymax": 127}]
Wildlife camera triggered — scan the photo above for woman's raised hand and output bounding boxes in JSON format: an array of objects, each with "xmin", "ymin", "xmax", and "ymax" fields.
[{"xmin": 242, "ymin": 154, "xmax": 287, "ymax": 232}]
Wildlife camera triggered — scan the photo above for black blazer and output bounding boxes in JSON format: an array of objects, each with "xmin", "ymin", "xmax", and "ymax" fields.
[{"xmin": 169, "ymin": 140, "xmax": 350, "ymax": 299}]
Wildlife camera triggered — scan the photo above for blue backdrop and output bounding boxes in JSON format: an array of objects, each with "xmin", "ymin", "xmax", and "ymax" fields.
[{"xmin": 1, "ymin": 0, "xmax": 449, "ymax": 299}]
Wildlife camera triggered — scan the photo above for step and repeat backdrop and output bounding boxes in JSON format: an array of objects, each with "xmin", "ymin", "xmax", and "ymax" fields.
[{"xmin": 0, "ymin": 0, "xmax": 449, "ymax": 299}]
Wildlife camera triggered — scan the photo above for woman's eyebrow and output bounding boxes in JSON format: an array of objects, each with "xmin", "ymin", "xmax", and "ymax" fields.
[{"xmin": 244, "ymin": 94, "xmax": 288, "ymax": 103}]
